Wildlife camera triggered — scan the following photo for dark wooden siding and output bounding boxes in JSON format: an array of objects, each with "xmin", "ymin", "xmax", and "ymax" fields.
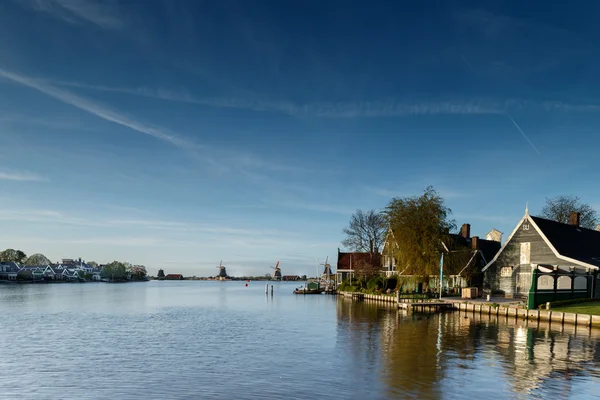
[{"xmin": 485, "ymin": 218, "xmax": 566, "ymax": 297}]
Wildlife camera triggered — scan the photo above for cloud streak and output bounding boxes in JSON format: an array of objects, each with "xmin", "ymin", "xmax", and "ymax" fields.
[
  {"xmin": 0, "ymin": 170, "xmax": 44, "ymax": 181},
  {"xmin": 55, "ymin": 80, "xmax": 507, "ymax": 117},
  {"xmin": 0, "ymin": 67, "xmax": 196, "ymax": 150},
  {"xmin": 507, "ymin": 115, "xmax": 541, "ymax": 154},
  {"xmin": 21, "ymin": 0, "xmax": 124, "ymax": 30},
  {"xmin": 55, "ymin": 80, "xmax": 600, "ymax": 119}
]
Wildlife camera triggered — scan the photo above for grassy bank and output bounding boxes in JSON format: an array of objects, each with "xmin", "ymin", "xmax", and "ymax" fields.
[{"xmin": 552, "ymin": 301, "xmax": 600, "ymax": 316}]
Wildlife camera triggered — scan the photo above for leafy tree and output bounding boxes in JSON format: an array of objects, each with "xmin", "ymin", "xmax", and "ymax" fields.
[
  {"xmin": 385, "ymin": 186, "xmax": 455, "ymax": 276},
  {"xmin": 0, "ymin": 249, "xmax": 27, "ymax": 264},
  {"xmin": 101, "ymin": 261, "xmax": 129, "ymax": 281},
  {"xmin": 129, "ymin": 265, "xmax": 147, "ymax": 280},
  {"xmin": 540, "ymin": 195, "xmax": 598, "ymax": 229},
  {"xmin": 24, "ymin": 253, "xmax": 51, "ymax": 266},
  {"xmin": 342, "ymin": 209, "xmax": 387, "ymax": 267},
  {"xmin": 87, "ymin": 261, "xmax": 98, "ymax": 268}
]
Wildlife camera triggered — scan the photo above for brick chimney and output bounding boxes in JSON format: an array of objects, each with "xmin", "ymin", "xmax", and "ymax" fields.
[
  {"xmin": 570, "ymin": 212, "xmax": 581, "ymax": 227},
  {"xmin": 460, "ymin": 223, "xmax": 471, "ymax": 239},
  {"xmin": 472, "ymin": 236, "xmax": 479, "ymax": 250}
]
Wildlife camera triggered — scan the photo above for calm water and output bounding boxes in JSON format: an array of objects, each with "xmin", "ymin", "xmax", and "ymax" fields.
[{"xmin": 1, "ymin": 281, "xmax": 600, "ymax": 399}]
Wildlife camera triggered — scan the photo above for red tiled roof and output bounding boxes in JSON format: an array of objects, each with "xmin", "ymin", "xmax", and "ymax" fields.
[
  {"xmin": 336, "ymin": 252, "xmax": 374, "ymax": 270},
  {"xmin": 164, "ymin": 274, "xmax": 183, "ymax": 279}
]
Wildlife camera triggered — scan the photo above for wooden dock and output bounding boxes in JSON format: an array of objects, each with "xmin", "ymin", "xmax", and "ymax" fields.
[{"xmin": 398, "ymin": 302, "xmax": 453, "ymax": 312}]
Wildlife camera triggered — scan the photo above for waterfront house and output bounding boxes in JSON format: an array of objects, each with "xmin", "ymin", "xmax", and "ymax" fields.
[
  {"xmin": 282, "ymin": 275, "xmax": 300, "ymax": 281},
  {"xmin": 335, "ymin": 250, "xmax": 375, "ymax": 284},
  {"xmin": 61, "ymin": 258, "xmax": 94, "ymax": 274},
  {"xmin": 92, "ymin": 269, "xmax": 102, "ymax": 281},
  {"xmin": 164, "ymin": 274, "xmax": 184, "ymax": 280},
  {"xmin": 18, "ymin": 266, "xmax": 45, "ymax": 281},
  {"xmin": 43, "ymin": 264, "xmax": 66, "ymax": 280},
  {"xmin": 482, "ymin": 209, "xmax": 600, "ymax": 299},
  {"xmin": 0, "ymin": 262, "xmax": 20, "ymax": 280},
  {"xmin": 381, "ymin": 223, "xmax": 501, "ymax": 293}
]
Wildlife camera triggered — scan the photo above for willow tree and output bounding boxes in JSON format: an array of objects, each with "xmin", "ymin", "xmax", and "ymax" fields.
[{"xmin": 385, "ymin": 186, "xmax": 455, "ymax": 277}]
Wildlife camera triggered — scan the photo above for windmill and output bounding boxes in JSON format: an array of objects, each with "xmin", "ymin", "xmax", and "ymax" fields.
[
  {"xmin": 320, "ymin": 256, "xmax": 334, "ymax": 280},
  {"xmin": 270, "ymin": 261, "xmax": 281, "ymax": 280},
  {"xmin": 216, "ymin": 260, "xmax": 227, "ymax": 280}
]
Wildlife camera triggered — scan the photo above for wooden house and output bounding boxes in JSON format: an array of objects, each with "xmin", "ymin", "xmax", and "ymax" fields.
[
  {"xmin": 482, "ymin": 209, "xmax": 600, "ymax": 298},
  {"xmin": 164, "ymin": 274, "xmax": 184, "ymax": 280},
  {"xmin": 381, "ymin": 223, "xmax": 501, "ymax": 293},
  {"xmin": 0, "ymin": 262, "xmax": 20, "ymax": 280},
  {"xmin": 335, "ymin": 250, "xmax": 375, "ymax": 285}
]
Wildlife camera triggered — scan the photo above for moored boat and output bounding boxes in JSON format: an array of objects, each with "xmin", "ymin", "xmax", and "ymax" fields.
[
  {"xmin": 293, "ymin": 280, "xmax": 323, "ymax": 295},
  {"xmin": 294, "ymin": 288, "xmax": 325, "ymax": 295}
]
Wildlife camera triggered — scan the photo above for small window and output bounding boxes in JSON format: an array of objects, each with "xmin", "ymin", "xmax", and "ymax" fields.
[
  {"xmin": 520, "ymin": 242, "xmax": 531, "ymax": 264},
  {"xmin": 501, "ymin": 266, "xmax": 513, "ymax": 277}
]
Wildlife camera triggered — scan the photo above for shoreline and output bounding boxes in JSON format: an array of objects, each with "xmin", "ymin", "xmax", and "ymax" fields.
[
  {"xmin": 0, "ymin": 280, "xmax": 148, "ymax": 284},
  {"xmin": 338, "ymin": 291, "xmax": 600, "ymax": 329}
]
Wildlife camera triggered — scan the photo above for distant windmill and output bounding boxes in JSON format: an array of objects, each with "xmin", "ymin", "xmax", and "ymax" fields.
[
  {"xmin": 320, "ymin": 256, "xmax": 333, "ymax": 280},
  {"xmin": 270, "ymin": 261, "xmax": 281, "ymax": 280},
  {"xmin": 216, "ymin": 260, "xmax": 227, "ymax": 279}
]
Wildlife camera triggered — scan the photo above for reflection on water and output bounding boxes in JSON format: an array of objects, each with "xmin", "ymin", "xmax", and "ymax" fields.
[
  {"xmin": 337, "ymin": 298, "xmax": 600, "ymax": 399},
  {"xmin": 1, "ymin": 282, "xmax": 600, "ymax": 399}
]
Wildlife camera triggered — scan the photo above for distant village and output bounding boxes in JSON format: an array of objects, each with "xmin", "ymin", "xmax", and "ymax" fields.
[{"xmin": 0, "ymin": 252, "xmax": 148, "ymax": 283}]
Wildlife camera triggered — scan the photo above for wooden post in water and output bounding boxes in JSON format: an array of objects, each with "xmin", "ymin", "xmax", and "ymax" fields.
[
  {"xmin": 265, "ymin": 282, "xmax": 268, "ymax": 294},
  {"xmin": 271, "ymin": 285, "xmax": 274, "ymax": 296}
]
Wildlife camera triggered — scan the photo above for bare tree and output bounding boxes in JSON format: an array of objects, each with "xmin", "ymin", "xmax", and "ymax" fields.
[
  {"xmin": 353, "ymin": 256, "xmax": 382, "ymax": 281},
  {"xmin": 540, "ymin": 195, "xmax": 598, "ymax": 229},
  {"xmin": 342, "ymin": 209, "xmax": 387, "ymax": 259}
]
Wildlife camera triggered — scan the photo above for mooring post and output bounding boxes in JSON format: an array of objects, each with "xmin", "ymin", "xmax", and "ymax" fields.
[
  {"xmin": 271, "ymin": 285, "xmax": 274, "ymax": 296},
  {"xmin": 265, "ymin": 282, "xmax": 268, "ymax": 294}
]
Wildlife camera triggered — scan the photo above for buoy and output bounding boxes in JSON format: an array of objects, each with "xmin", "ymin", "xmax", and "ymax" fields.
[{"xmin": 245, "ymin": 283, "xmax": 248, "ymax": 287}]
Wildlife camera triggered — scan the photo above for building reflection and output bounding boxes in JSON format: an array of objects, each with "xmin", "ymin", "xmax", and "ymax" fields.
[{"xmin": 336, "ymin": 298, "xmax": 600, "ymax": 398}]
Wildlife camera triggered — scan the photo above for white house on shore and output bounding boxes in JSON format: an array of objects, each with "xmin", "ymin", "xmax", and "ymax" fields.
[{"xmin": 0, "ymin": 262, "xmax": 20, "ymax": 280}]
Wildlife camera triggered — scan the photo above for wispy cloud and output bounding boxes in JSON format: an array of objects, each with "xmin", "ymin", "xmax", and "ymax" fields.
[
  {"xmin": 0, "ymin": 207, "xmax": 298, "ymax": 239},
  {"xmin": 268, "ymin": 200, "xmax": 355, "ymax": 215},
  {"xmin": 20, "ymin": 0, "xmax": 124, "ymax": 30},
  {"xmin": 53, "ymin": 80, "xmax": 600, "ymax": 120},
  {"xmin": 0, "ymin": 170, "xmax": 44, "ymax": 181},
  {"xmin": 0, "ymin": 67, "xmax": 196, "ymax": 151},
  {"xmin": 54, "ymin": 80, "xmax": 506, "ymax": 117},
  {"xmin": 507, "ymin": 115, "xmax": 541, "ymax": 154}
]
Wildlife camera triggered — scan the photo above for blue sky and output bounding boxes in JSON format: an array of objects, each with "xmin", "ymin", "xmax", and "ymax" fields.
[{"xmin": 2, "ymin": 0, "xmax": 600, "ymax": 276}]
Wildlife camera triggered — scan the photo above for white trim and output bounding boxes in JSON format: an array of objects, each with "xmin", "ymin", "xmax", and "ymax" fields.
[
  {"xmin": 482, "ymin": 213, "xmax": 600, "ymax": 272},
  {"xmin": 481, "ymin": 214, "xmax": 528, "ymax": 272},
  {"xmin": 528, "ymin": 217, "xmax": 599, "ymax": 270},
  {"xmin": 458, "ymin": 251, "xmax": 478, "ymax": 276}
]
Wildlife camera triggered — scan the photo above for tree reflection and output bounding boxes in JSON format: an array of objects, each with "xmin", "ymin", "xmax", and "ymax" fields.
[{"xmin": 336, "ymin": 299, "xmax": 600, "ymax": 399}]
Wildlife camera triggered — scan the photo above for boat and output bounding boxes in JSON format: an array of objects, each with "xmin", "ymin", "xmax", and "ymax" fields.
[
  {"xmin": 294, "ymin": 287, "xmax": 325, "ymax": 295},
  {"xmin": 293, "ymin": 280, "xmax": 324, "ymax": 295}
]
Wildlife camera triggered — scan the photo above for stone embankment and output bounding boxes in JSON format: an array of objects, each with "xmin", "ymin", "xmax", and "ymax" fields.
[{"xmin": 338, "ymin": 291, "xmax": 600, "ymax": 328}]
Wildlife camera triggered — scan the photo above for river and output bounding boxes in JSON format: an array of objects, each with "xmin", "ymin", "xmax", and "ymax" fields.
[{"xmin": 1, "ymin": 281, "xmax": 599, "ymax": 399}]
